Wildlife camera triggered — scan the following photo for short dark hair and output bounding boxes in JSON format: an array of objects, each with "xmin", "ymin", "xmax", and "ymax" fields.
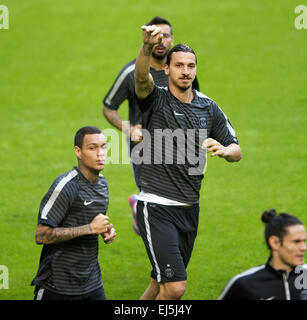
[
  {"xmin": 262, "ymin": 209, "xmax": 303, "ymax": 250},
  {"xmin": 74, "ymin": 126, "xmax": 102, "ymax": 148},
  {"xmin": 166, "ymin": 43, "xmax": 197, "ymax": 65},
  {"xmin": 146, "ymin": 16, "xmax": 173, "ymax": 34}
]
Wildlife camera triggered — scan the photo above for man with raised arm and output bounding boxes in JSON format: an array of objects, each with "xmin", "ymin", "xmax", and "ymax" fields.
[
  {"xmin": 102, "ymin": 17, "xmax": 199, "ymax": 235},
  {"xmin": 134, "ymin": 25, "xmax": 242, "ymax": 300}
]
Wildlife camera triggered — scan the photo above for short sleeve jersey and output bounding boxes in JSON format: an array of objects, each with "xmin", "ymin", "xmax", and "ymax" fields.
[
  {"xmin": 31, "ymin": 167, "xmax": 109, "ymax": 296},
  {"xmin": 137, "ymin": 86, "xmax": 239, "ymax": 204}
]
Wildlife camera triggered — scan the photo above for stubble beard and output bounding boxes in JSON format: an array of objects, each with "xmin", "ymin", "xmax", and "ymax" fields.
[{"xmin": 152, "ymin": 50, "xmax": 169, "ymax": 61}]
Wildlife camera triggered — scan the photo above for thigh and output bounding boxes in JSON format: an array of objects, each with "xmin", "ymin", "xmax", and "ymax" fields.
[
  {"xmin": 137, "ymin": 201, "xmax": 187, "ymax": 283},
  {"xmin": 178, "ymin": 205, "xmax": 199, "ymax": 268}
]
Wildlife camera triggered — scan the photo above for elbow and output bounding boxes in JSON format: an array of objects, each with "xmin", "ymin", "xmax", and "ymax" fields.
[
  {"xmin": 134, "ymin": 71, "xmax": 148, "ymax": 85},
  {"xmin": 102, "ymin": 105, "xmax": 110, "ymax": 118}
]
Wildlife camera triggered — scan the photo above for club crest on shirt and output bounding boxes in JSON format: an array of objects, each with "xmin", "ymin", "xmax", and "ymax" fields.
[{"xmin": 199, "ymin": 117, "xmax": 207, "ymax": 128}]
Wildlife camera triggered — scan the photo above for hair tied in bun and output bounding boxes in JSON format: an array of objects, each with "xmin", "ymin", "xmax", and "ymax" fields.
[{"xmin": 262, "ymin": 209, "xmax": 277, "ymax": 224}]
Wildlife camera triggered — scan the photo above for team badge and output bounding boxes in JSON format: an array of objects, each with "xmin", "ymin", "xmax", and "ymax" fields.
[
  {"xmin": 199, "ymin": 117, "xmax": 207, "ymax": 128},
  {"xmin": 165, "ymin": 264, "xmax": 174, "ymax": 278}
]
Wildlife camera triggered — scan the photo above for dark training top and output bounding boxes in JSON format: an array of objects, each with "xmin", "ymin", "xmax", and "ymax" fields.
[
  {"xmin": 31, "ymin": 167, "xmax": 109, "ymax": 296},
  {"xmin": 218, "ymin": 261, "xmax": 307, "ymax": 300},
  {"xmin": 103, "ymin": 59, "xmax": 200, "ymax": 190},
  {"xmin": 137, "ymin": 86, "xmax": 239, "ymax": 204}
]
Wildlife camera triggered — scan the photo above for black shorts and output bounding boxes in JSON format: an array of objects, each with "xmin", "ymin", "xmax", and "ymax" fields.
[{"xmin": 137, "ymin": 200, "xmax": 199, "ymax": 283}]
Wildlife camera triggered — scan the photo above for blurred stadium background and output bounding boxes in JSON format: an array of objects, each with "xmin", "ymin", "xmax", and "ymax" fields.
[{"xmin": 0, "ymin": 0, "xmax": 306, "ymax": 299}]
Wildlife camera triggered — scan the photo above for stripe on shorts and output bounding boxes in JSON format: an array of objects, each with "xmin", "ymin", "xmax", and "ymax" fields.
[{"xmin": 143, "ymin": 202, "xmax": 161, "ymax": 282}]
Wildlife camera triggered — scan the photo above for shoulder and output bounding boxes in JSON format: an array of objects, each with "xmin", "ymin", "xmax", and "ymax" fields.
[
  {"xmin": 49, "ymin": 168, "xmax": 80, "ymax": 196},
  {"xmin": 194, "ymin": 91, "xmax": 229, "ymax": 119},
  {"xmin": 151, "ymin": 85, "xmax": 169, "ymax": 103},
  {"xmin": 110, "ymin": 59, "xmax": 136, "ymax": 85},
  {"xmin": 53, "ymin": 168, "xmax": 79, "ymax": 187},
  {"xmin": 193, "ymin": 90, "xmax": 215, "ymax": 109},
  {"xmin": 194, "ymin": 90, "xmax": 215, "ymax": 105},
  {"xmin": 138, "ymin": 85, "xmax": 166, "ymax": 103},
  {"xmin": 39, "ymin": 169, "xmax": 79, "ymax": 221},
  {"xmin": 195, "ymin": 90, "xmax": 212, "ymax": 101},
  {"xmin": 119, "ymin": 59, "xmax": 136, "ymax": 76},
  {"xmin": 232, "ymin": 264, "xmax": 267, "ymax": 282},
  {"xmin": 219, "ymin": 264, "xmax": 266, "ymax": 299},
  {"xmin": 98, "ymin": 173, "xmax": 108, "ymax": 187}
]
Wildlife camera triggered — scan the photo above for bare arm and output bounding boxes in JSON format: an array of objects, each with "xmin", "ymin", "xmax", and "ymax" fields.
[
  {"xmin": 103, "ymin": 106, "xmax": 129, "ymax": 133},
  {"xmin": 134, "ymin": 25, "xmax": 162, "ymax": 100},
  {"xmin": 202, "ymin": 139, "xmax": 242, "ymax": 162},
  {"xmin": 35, "ymin": 214, "xmax": 109, "ymax": 245},
  {"xmin": 102, "ymin": 106, "xmax": 143, "ymax": 142}
]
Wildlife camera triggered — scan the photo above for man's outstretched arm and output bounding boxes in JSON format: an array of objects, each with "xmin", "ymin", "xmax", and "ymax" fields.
[{"xmin": 134, "ymin": 25, "xmax": 162, "ymax": 99}]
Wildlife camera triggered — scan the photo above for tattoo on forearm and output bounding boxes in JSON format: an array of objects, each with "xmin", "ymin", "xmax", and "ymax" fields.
[
  {"xmin": 36, "ymin": 224, "xmax": 92, "ymax": 244},
  {"xmin": 105, "ymin": 109, "xmax": 123, "ymax": 129}
]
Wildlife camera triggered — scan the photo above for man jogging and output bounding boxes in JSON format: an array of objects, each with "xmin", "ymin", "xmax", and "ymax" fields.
[
  {"xmin": 134, "ymin": 25, "xmax": 242, "ymax": 300},
  {"xmin": 31, "ymin": 126, "xmax": 116, "ymax": 300}
]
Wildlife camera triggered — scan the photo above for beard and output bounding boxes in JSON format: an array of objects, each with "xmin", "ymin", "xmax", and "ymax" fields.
[
  {"xmin": 178, "ymin": 77, "xmax": 193, "ymax": 90},
  {"xmin": 151, "ymin": 47, "xmax": 169, "ymax": 60},
  {"xmin": 169, "ymin": 76, "xmax": 193, "ymax": 92}
]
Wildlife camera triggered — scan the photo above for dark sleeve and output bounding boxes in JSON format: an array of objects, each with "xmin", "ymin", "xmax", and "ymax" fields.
[
  {"xmin": 37, "ymin": 174, "xmax": 76, "ymax": 227},
  {"xmin": 210, "ymin": 101, "xmax": 239, "ymax": 146},
  {"xmin": 103, "ymin": 64, "xmax": 134, "ymax": 110}
]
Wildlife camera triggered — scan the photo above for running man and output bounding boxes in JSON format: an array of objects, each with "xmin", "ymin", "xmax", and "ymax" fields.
[
  {"xmin": 134, "ymin": 25, "xmax": 242, "ymax": 300},
  {"xmin": 31, "ymin": 126, "xmax": 116, "ymax": 300}
]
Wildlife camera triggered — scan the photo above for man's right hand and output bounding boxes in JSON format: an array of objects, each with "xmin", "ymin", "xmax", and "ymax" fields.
[
  {"xmin": 135, "ymin": 25, "xmax": 159, "ymax": 100},
  {"xmin": 90, "ymin": 214, "xmax": 109, "ymax": 234},
  {"xmin": 141, "ymin": 25, "xmax": 163, "ymax": 49},
  {"xmin": 130, "ymin": 124, "xmax": 143, "ymax": 143}
]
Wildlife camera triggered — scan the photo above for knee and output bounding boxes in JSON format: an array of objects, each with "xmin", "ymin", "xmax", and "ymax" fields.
[{"xmin": 162, "ymin": 281, "xmax": 186, "ymax": 300}]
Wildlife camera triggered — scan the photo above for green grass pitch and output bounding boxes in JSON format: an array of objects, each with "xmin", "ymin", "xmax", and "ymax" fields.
[{"xmin": 0, "ymin": 0, "xmax": 306, "ymax": 300}]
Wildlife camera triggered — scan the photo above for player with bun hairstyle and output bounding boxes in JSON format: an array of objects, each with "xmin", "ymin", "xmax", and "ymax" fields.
[
  {"xmin": 218, "ymin": 209, "xmax": 307, "ymax": 300},
  {"xmin": 262, "ymin": 209, "xmax": 304, "ymax": 256}
]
